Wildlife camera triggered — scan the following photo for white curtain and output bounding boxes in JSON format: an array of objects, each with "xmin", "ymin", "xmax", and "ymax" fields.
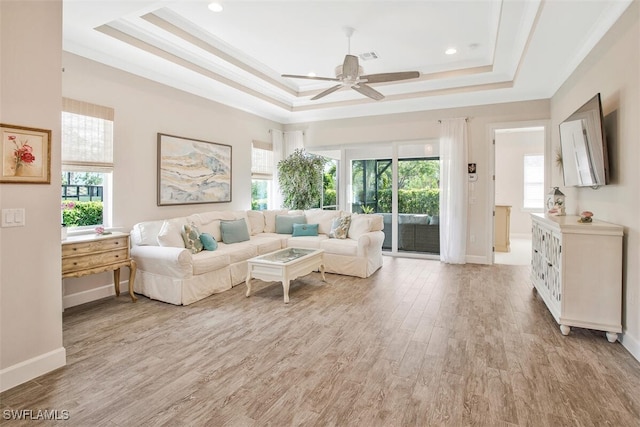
[
  {"xmin": 284, "ymin": 130, "xmax": 304, "ymax": 157},
  {"xmin": 270, "ymin": 129, "xmax": 284, "ymax": 209},
  {"xmin": 439, "ymin": 118, "xmax": 468, "ymax": 264}
]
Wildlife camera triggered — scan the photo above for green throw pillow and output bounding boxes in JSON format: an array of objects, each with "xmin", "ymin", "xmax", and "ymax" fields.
[
  {"xmin": 220, "ymin": 219, "xmax": 250, "ymax": 244},
  {"xmin": 199, "ymin": 232, "xmax": 218, "ymax": 251},
  {"xmin": 275, "ymin": 215, "xmax": 306, "ymax": 234},
  {"xmin": 181, "ymin": 223, "xmax": 204, "ymax": 254},
  {"xmin": 292, "ymin": 223, "xmax": 319, "ymax": 237},
  {"xmin": 329, "ymin": 215, "xmax": 351, "ymax": 239}
]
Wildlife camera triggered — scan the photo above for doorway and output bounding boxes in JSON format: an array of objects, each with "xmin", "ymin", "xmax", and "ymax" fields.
[{"xmin": 492, "ymin": 124, "xmax": 548, "ymax": 265}]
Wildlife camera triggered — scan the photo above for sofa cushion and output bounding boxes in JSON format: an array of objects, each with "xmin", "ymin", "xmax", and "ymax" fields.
[
  {"xmin": 246, "ymin": 210, "xmax": 265, "ymax": 235},
  {"xmin": 348, "ymin": 214, "xmax": 372, "ymax": 240},
  {"xmin": 248, "ymin": 235, "xmax": 282, "ymax": 255},
  {"xmin": 329, "ymin": 215, "xmax": 351, "ymax": 239},
  {"xmin": 217, "ymin": 242, "xmax": 258, "ymax": 263},
  {"xmin": 275, "ymin": 214, "xmax": 306, "ymax": 234},
  {"xmin": 191, "ymin": 251, "xmax": 230, "ymax": 275},
  {"xmin": 157, "ymin": 218, "xmax": 187, "ymax": 248},
  {"xmin": 182, "ymin": 224, "xmax": 204, "ymax": 254},
  {"xmin": 199, "ymin": 233, "xmax": 218, "ymax": 251},
  {"xmin": 292, "ymin": 223, "xmax": 319, "ymax": 237},
  {"xmin": 321, "ymin": 238, "xmax": 358, "ymax": 256},
  {"xmin": 263, "ymin": 210, "xmax": 289, "ymax": 233},
  {"xmin": 220, "ymin": 219, "xmax": 250, "ymax": 244},
  {"xmin": 287, "ymin": 235, "xmax": 327, "ymax": 249},
  {"xmin": 304, "ymin": 209, "xmax": 341, "ymax": 235}
]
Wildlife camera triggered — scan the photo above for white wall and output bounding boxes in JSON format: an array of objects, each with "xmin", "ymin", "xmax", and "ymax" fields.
[
  {"xmin": 60, "ymin": 53, "xmax": 282, "ymax": 302},
  {"xmin": 290, "ymin": 100, "xmax": 550, "ymax": 263},
  {"xmin": 495, "ymin": 129, "xmax": 545, "ymax": 236},
  {"xmin": 0, "ymin": 0, "xmax": 65, "ymax": 392},
  {"xmin": 550, "ymin": 1, "xmax": 639, "ymax": 359}
]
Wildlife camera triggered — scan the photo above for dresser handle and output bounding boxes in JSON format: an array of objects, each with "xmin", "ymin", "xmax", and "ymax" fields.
[
  {"xmin": 115, "ymin": 241, "xmax": 119, "ymax": 245},
  {"xmin": 115, "ymin": 255, "xmax": 119, "ymax": 258}
]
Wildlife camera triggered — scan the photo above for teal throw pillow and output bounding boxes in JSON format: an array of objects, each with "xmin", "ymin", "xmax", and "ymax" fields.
[
  {"xmin": 292, "ymin": 223, "xmax": 319, "ymax": 237},
  {"xmin": 220, "ymin": 219, "xmax": 250, "ymax": 244},
  {"xmin": 275, "ymin": 215, "xmax": 306, "ymax": 234},
  {"xmin": 181, "ymin": 223, "xmax": 204, "ymax": 254},
  {"xmin": 329, "ymin": 215, "xmax": 351, "ymax": 239},
  {"xmin": 199, "ymin": 232, "xmax": 218, "ymax": 251}
]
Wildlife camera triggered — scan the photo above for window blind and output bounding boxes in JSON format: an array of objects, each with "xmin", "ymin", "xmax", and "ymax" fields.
[
  {"xmin": 251, "ymin": 140, "xmax": 273, "ymax": 179},
  {"xmin": 62, "ymin": 98, "xmax": 114, "ymax": 171}
]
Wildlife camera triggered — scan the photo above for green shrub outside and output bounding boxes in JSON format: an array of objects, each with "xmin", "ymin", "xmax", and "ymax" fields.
[
  {"xmin": 62, "ymin": 201, "xmax": 103, "ymax": 226},
  {"xmin": 374, "ymin": 188, "xmax": 440, "ymax": 215}
]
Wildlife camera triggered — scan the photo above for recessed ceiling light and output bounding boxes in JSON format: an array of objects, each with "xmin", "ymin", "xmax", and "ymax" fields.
[
  {"xmin": 208, "ymin": 2, "xmax": 223, "ymax": 12},
  {"xmin": 445, "ymin": 48, "xmax": 457, "ymax": 55},
  {"xmin": 307, "ymin": 72, "xmax": 316, "ymax": 77}
]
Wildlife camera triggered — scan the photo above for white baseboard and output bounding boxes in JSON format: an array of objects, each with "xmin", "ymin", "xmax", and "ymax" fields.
[
  {"xmin": 0, "ymin": 347, "xmax": 66, "ymax": 393},
  {"xmin": 466, "ymin": 255, "xmax": 490, "ymax": 264},
  {"xmin": 620, "ymin": 331, "xmax": 640, "ymax": 363},
  {"xmin": 63, "ymin": 282, "xmax": 127, "ymax": 309}
]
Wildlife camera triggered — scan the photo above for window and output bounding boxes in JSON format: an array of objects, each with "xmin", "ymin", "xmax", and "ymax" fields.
[
  {"xmin": 523, "ymin": 154, "xmax": 544, "ymax": 209},
  {"xmin": 251, "ymin": 140, "xmax": 273, "ymax": 210},
  {"xmin": 61, "ymin": 98, "xmax": 114, "ymax": 228}
]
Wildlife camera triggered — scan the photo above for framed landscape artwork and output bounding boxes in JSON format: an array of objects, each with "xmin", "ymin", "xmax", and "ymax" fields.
[
  {"xmin": 0, "ymin": 123, "xmax": 51, "ymax": 184},
  {"xmin": 157, "ymin": 133, "xmax": 232, "ymax": 206}
]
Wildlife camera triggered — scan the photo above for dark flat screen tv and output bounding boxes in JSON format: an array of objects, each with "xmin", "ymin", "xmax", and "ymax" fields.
[{"xmin": 559, "ymin": 93, "xmax": 609, "ymax": 187}]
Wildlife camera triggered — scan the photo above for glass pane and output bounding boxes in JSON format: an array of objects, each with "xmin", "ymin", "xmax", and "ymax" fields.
[
  {"xmin": 397, "ymin": 158, "xmax": 440, "ymax": 254},
  {"xmin": 61, "ymin": 171, "xmax": 105, "ymax": 227},
  {"xmin": 251, "ymin": 179, "xmax": 270, "ymax": 210}
]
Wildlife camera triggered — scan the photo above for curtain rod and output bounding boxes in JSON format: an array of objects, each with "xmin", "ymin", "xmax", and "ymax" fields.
[{"xmin": 438, "ymin": 117, "xmax": 469, "ymax": 123}]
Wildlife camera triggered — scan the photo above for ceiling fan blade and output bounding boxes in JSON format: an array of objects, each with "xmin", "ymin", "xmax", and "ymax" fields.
[
  {"xmin": 361, "ymin": 71, "xmax": 420, "ymax": 84},
  {"xmin": 311, "ymin": 84, "xmax": 344, "ymax": 100},
  {"xmin": 342, "ymin": 54, "xmax": 360, "ymax": 79},
  {"xmin": 282, "ymin": 74, "xmax": 341, "ymax": 82},
  {"xmin": 352, "ymin": 84, "xmax": 384, "ymax": 101}
]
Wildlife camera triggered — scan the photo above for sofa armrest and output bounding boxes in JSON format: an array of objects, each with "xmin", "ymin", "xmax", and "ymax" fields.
[
  {"xmin": 130, "ymin": 245, "xmax": 193, "ymax": 278},
  {"xmin": 354, "ymin": 230, "xmax": 385, "ymax": 257}
]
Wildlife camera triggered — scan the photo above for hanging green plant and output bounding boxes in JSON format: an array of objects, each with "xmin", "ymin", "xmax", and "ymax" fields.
[{"xmin": 277, "ymin": 149, "xmax": 326, "ymax": 210}]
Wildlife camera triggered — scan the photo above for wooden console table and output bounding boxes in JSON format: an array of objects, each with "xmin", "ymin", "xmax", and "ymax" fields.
[{"xmin": 62, "ymin": 232, "xmax": 137, "ymax": 302}]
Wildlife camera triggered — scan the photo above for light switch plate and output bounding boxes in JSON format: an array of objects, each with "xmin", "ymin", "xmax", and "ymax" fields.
[{"xmin": 1, "ymin": 208, "xmax": 25, "ymax": 227}]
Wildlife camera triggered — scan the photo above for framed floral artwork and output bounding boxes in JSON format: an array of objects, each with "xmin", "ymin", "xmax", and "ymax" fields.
[
  {"xmin": 0, "ymin": 123, "xmax": 51, "ymax": 184},
  {"xmin": 157, "ymin": 133, "xmax": 232, "ymax": 206}
]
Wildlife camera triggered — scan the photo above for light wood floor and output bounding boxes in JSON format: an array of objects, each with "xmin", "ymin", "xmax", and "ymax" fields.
[{"xmin": 2, "ymin": 257, "xmax": 640, "ymax": 426}]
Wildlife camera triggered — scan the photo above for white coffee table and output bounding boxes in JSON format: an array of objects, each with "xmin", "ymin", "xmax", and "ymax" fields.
[{"xmin": 245, "ymin": 247, "xmax": 325, "ymax": 303}]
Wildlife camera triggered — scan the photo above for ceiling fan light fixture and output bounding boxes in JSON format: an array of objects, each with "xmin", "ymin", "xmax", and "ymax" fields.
[{"xmin": 207, "ymin": 2, "xmax": 223, "ymax": 12}]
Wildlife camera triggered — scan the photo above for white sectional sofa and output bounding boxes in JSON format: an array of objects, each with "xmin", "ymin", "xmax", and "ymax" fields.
[{"xmin": 129, "ymin": 209, "xmax": 384, "ymax": 305}]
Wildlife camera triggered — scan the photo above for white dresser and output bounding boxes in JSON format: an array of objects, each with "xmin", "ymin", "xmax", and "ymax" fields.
[{"xmin": 530, "ymin": 213, "xmax": 623, "ymax": 342}]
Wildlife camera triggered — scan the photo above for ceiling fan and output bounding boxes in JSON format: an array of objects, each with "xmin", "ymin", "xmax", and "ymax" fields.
[{"xmin": 282, "ymin": 27, "xmax": 420, "ymax": 101}]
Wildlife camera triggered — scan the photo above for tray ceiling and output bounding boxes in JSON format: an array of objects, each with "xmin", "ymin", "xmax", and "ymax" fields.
[{"xmin": 63, "ymin": 0, "xmax": 632, "ymax": 123}]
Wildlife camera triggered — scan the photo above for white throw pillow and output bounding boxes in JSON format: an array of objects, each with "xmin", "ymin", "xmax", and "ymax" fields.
[
  {"xmin": 157, "ymin": 218, "xmax": 187, "ymax": 248},
  {"xmin": 132, "ymin": 220, "xmax": 164, "ymax": 246},
  {"xmin": 348, "ymin": 214, "xmax": 372, "ymax": 239},
  {"xmin": 246, "ymin": 210, "xmax": 265, "ymax": 235},
  {"xmin": 304, "ymin": 209, "xmax": 341, "ymax": 235}
]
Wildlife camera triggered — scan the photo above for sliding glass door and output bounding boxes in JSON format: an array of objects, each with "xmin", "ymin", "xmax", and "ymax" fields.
[{"xmin": 349, "ymin": 141, "xmax": 440, "ymax": 256}]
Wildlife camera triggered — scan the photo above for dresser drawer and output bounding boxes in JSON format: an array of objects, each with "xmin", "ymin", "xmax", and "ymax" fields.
[
  {"xmin": 62, "ymin": 248, "xmax": 130, "ymax": 274},
  {"xmin": 62, "ymin": 236, "xmax": 129, "ymax": 257}
]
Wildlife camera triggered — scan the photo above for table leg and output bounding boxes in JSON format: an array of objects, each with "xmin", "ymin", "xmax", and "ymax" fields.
[
  {"xmin": 113, "ymin": 268, "xmax": 121, "ymax": 296},
  {"xmin": 128, "ymin": 259, "xmax": 138, "ymax": 302},
  {"xmin": 246, "ymin": 275, "xmax": 252, "ymax": 297},
  {"xmin": 282, "ymin": 279, "xmax": 290, "ymax": 304}
]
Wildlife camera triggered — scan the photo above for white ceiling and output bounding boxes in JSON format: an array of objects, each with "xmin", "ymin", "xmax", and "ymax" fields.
[{"xmin": 63, "ymin": 0, "xmax": 632, "ymax": 124}]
